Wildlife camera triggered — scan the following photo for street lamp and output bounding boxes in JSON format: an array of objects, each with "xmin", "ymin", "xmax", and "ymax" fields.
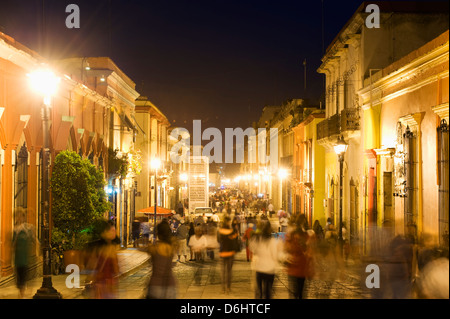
[
  {"xmin": 334, "ymin": 136, "xmax": 348, "ymax": 257},
  {"xmin": 150, "ymin": 158, "xmax": 161, "ymax": 243},
  {"xmin": 28, "ymin": 67, "xmax": 62, "ymax": 299}
]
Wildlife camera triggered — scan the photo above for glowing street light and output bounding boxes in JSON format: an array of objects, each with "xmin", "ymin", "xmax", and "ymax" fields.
[
  {"xmin": 28, "ymin": 68, "xmax": 60, "ymax": 106},
  {"xmin": 179, "ymin": 173, "xmax": 188, "ymax": 182},
  {"xmin": 278, "ymin": 168, "xmax": 288, "ymax": 180},
  {"xmin": 29, "ymin": 67, "xmax": 62, "ymax": 299},
  {"xmin": 334, "ymin": 136, "xmax": 348, "ymax": 157}
]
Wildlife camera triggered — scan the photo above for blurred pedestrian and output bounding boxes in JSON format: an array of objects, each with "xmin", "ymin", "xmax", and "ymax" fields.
[
  {"xmin": 205, "ymin": 220, "xmax": 219, "ymax": 260},
  {"xmin": 415, "ymin": 256, "xmax": 449, "ymax": 299},
  {"xmin": 243, "ymin": 223, "xmax": 255, "ymax": 262},
  {"xmin": 279, "ymin": 212, "xmax": 288, "ymax": 233},
  {"xmin": 386, "ymin": 234, "xmax": 414, "ymax": 299},
  {"xmin": 187, "ymin": 221, "xmax": 196, "ymax": 261},
  {"xmin": 218, "ymin": 217, "xmax": 239, "ymax": 294},
  {"xmin": 189, "ymin": 225, "xmax": 207, "ymax": 262},
  {"xmin": 284, "ymin": 214, "xmax": 315, "ymax": 299},
  {"xmin": 140, "ymin": 221, "xmax": 151, "ymax": 246},
  {"xmin": 145, "ymin": 220, "xmax": 178, "ymax": 299},
  {"xmin": 12, "ymin": 208, "xmax": 35, "ymax": 298},
  {"xmin": 132, "ymin": 219, "xmax": 141, "ymax": 248},
  {"xmin": 249, "ymin": 221, "xmax": 283, "ymax": 299},
  {"xmin": 268, "ymin": 202, "xmax": 275, "ymax": 218},
  {"xmin": 175, "ymin": 219, "xmax": 189, "ymax": 262},
  {"xmin": 86, "ymin": 219, "xmax": 120, "ymax": 299}
]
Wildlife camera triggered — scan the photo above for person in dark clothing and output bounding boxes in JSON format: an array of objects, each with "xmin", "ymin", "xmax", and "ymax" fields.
[
  {"xmin": 218, "ymin": 217, "xmax": 239, "ymax": 294},
  {"xmin": 145, "ymin": 220, "xmax": 178, "ymax": 299},
  {"xmin": 132, "ymin": 219, "xmax": 141, "ymax": 247},
  {"xmin": 12, "ymin": 208, "xmax": 35, "ymax": 298}
]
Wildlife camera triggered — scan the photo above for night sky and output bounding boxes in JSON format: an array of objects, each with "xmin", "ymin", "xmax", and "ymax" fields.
[
  {"xmin": 0, "ymin": 0, "xmax": 369, "ymax": 129},
  {"xmin": 0, "ymin": 0, "xmax": 371, "ymax": 175}
]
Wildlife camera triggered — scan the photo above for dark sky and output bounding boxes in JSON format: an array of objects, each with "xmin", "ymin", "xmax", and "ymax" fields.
[
  {"xmin": 1, "ymin": 0, "xmax": 370, "ymax": 176},
  {"xmin": 0, "ymin": 0, "xmax": 368, "ymax": 131}
]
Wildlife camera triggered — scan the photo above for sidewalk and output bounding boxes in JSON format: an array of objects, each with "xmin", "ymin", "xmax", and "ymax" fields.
[{"xmin": 0, "ymin": 247, "xmax": 150, "ymax": 299}]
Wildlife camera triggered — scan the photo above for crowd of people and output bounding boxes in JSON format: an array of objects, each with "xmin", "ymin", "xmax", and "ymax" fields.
[{"xmin": 8, "ymin": 189, "xmax": 448, "ymax": 300}]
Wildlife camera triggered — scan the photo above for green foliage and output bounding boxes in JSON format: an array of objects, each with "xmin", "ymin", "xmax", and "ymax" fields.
[
  {"xmin": 51, "ymin": 150, "xmax": 111, "ymax": 250},
  {"xmin": 107, "ymin": 148, "xmax": 129, "ymax": 178}
]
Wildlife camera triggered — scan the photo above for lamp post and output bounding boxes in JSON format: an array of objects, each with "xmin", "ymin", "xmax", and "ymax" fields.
[
  {"xmin": 333, "ymin": 136, "xmax": 348, "ymax": 257},
  {"xmin": 151, "ymin": 158, "xmax": 161, "ymax": 243},
  {"xmin": 28, "ymin": 67, "xmax": 62, "ymax": 299}
]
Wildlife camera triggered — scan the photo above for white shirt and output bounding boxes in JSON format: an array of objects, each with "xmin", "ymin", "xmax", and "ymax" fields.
[
  {"xmin": 188, "ymin": 235, "xmax": 207, "ymax": 252},
  {"xmin": 249, "ymin": 237, "xmax": 283, "ymax": 274}
]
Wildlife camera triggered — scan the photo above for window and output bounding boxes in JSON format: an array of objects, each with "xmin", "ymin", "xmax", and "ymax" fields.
[
  {"xmin": 437, "ymin": 119, "xmax": 449, "ymax": 248},
  {"xmin": 14, "ymin": 143, "xmax": 28, "ymax": 215}
]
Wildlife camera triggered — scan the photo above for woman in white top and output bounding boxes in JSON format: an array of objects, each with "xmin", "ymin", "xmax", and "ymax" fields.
[
  {"xmin": 188, "ymin": 227, "xmax": 207, "ymax": 261},
  {"xmin": 249, "ymin": 220, "xmax": 283, "ymax": 299}
]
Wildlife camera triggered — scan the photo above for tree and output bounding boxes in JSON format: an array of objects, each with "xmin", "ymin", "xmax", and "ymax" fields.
[{"xmin": 51, "ymin": 150, "xmax": 111, "ymax": 250}]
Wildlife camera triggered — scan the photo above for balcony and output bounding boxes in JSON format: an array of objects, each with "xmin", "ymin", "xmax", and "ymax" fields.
[{"xmin": 317, "ymin": 108, "xmax": 360, "ymax": 148}]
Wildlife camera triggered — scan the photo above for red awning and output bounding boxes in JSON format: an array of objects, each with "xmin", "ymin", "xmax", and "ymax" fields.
[{"xmin": 137, "ymin": 206, "xmax": 174, "ymax": 216}]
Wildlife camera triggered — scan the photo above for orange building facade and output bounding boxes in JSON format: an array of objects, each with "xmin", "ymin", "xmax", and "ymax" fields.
[{"xmin": 0, "ymin": 32, "xmax": 139, "ymax": 280}]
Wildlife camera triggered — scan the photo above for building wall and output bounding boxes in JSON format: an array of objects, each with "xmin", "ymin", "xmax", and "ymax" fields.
[{"xmin": 359, "ymin": 30, "xmax": 449, "ymax": 245}]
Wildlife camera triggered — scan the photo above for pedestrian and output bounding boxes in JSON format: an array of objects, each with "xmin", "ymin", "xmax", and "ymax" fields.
[
  {"xmin": 187, "ymin": 221, "xmax": 196, "ymax": 261},
  {"xmin": 249, "ymin": 220, "xmax": 283, "ymax": 299},
  {"xmin": 218, "ymin": 216, "xmax": 239, "ymax": 294},
  {"xmin": 341, "ymin": 222, "xmax": 350, "ymax": 261},
  {"xmin": 145, "ymin": 220, "xmax": 178, "ymax": 299},
  {"xmin": 11, "ymin": 208, "xmax": 35, "ymax": 298},
  {"xmin": 284, "ymin": 214, "xmax": 315, "ymax": 299},
  {"xmin": 324, "ymin": 217, "xmax": 333, "ymax": 231},
  {"xmin": 205, "ymin": 220, "xmax": 219, "ymax": 260},
  {"xmin": 85, "ymin": 219, "xmax": 120, "ymax": 299},
  {"xmin": 175, "ymin": 219, "xmax": 189, "ymax": 262},
  {"xmin": 188, "ymin": 225, "xmax": 207, "ymax": 262},
  {"xmin": 177, "ymin": 201, "xmax": 184, "ymax": 217},
  {"xmin": 279, "ymin": 214, "xmax": 288, "ymax": 233},
  {"xmin": 132, "ymin": 219, "xmax": 141, "ymax": 247},
  {"xmin": 140, "ymin": 220, "xmax": 151, "ymax": 246},
  {"xmin": 268, "ymin": 202, "xmax": 275, "ymax": 218},
  {"xmin": 212, "ymin": 210, "xmax": 221, "ymax": 224},
  {"xmin": 243, "ymin": 223, "xmax": 255, "ymax": 262}
]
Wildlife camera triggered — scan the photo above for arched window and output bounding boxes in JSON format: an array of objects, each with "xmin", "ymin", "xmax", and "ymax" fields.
[{"xmin": 14, "ymin": 143, "xmax": 28, "ymax": 223}]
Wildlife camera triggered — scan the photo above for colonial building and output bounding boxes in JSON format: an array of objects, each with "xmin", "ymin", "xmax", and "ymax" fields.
[
  {"xmin": 316, "ymin": 1, "xmax": 449, "ymax": 254},
  {"xmin": 292, "ymin": 109, "xmax": 326, "ymax": 227},
  {"xmin": 134, "ymin": 96, "xmax": 173, "ymax": 217},
  {"xmin": 358, "ymin": 30, "xmax": 449, "ymax": 248},
  {"xmin": 0, "ymin": 31, "xmax": 139, "ymax": 280}
]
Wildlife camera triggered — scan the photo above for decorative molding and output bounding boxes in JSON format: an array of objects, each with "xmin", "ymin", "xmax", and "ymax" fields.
[{"xmin": 432, "ymin": 102, "xmax": 449, "ymax": 121}]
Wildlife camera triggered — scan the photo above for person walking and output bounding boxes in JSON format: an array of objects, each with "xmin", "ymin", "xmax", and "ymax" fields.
[
  {"xmin": 11, "ymin": 208, "xmax": 35, "ymax": 298},
  {"xmin": 189, "ymin": 225, "xmax": 207, "ymax": 262},
  {"xmin": 284, "ymin": 214, "xmax": 315, "ymax": 299},
  {"xmin": 218, "ymin": 217, "xmax": 239, "ymax": 294},
  {"xmin": 85, "ymin": 219, "xmax": 120, "ymax": 299},
  {"xmin": 187, "ymin": 221, "xmax": 196, "ymax": 261},
  {"xmin": 131, "ymin": 219, "xmax": 141, "ymax": 247},
  {"xmin": 175, "ymin": 219, "xmax": 189, "ymax": 262},
  {"xmin": 145, "ymin": 220, "xmax": 178, "ymax": 299},
  {"xmin": 249, "ymin": 221, "xmax": 283, "ymax": 299},
  {"xmin": 243, "ymin": 223, "xmax": 255, "ymax": 262}
]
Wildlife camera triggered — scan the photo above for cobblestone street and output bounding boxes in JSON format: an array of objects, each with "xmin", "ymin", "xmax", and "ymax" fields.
[{"xmin": 114, "ymin": 249, "xmax": 371, "ymax": 299}]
